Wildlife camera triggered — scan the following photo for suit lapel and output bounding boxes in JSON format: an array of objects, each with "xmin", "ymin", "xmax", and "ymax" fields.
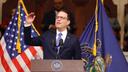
[
  {"xmin": 48, "ymin": 30, "xmax": 57, "ymax": 56},
  {"xmin": 59, "ymin": 33, "xmax": 71, "ymax": 54}
]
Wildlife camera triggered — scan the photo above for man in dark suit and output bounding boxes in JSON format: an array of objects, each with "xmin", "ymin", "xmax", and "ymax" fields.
[
  {"xmin": 42, "ymin": 0, "xmax": 76, "ymax": 34},
  {"xmin": 24, "ymin": 9, "xmax": 81, "ymax": 59}
]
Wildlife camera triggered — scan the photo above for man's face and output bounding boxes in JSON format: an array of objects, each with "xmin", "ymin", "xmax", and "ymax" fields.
[
  {"xmin": 55, "ymin": 11, "xmax": 70, "ymax": 30},
  {"xmin": 54, "ymin": 0, "xmax": 63, "ymax": 11}
]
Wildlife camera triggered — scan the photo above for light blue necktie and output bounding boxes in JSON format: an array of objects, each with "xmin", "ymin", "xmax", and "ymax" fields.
[{"xmin": 56, "ymin": 33, "xmax": 62, "ymax": 54}]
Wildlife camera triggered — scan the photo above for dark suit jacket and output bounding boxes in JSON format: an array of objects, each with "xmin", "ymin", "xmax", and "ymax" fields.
[
  {"xmin": 24, "ymin": 26, "xmax": 81, "ymax": 59},
  {"xmin": 42, "ymin": 8, "xmax": 76, "ymax": 34}
]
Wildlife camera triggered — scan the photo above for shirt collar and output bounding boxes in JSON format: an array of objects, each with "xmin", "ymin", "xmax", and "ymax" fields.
[
  {"xmin": 56, "ymin": 29, "xmax": 67, "ymax": 36},
  {"xmin": 56, "ymin": 29, "xmax": 67, "ymax": 42}
]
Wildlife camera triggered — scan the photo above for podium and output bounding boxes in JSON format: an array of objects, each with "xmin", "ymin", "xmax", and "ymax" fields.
[{"xmin": 31, "ymin": 59, "xmax": 84, "ymax": 72}]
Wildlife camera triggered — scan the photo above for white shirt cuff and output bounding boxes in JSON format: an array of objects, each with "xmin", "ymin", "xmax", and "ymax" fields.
[{"xmin": 24, "ymin": 23, "xmax": 32, "ymax": 27}]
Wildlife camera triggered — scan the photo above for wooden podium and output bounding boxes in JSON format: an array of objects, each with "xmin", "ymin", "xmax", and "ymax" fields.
[{"xmin": 31, "ymin": 59, "xmax": 84, "ymax": 72}]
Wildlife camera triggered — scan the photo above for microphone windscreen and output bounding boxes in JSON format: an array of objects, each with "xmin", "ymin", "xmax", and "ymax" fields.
[{"xmin": 59, "ymin": 39, "xmax": 63, "ymax": 46}]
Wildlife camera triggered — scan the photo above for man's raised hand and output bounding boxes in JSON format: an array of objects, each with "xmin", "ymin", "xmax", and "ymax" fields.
[{"xmin": 26, "ymin": 12, "xmax": 36, "ymax": 24}]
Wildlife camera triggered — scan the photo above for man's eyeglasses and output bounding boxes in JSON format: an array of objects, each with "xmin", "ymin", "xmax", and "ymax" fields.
[{"xmin": 56, "ymin": 16, "xmax": 68, "ymax": 20}]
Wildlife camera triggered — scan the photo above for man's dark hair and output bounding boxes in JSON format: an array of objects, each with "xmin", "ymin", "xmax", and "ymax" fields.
[{"xmin": 59, "ymin": 9, "xmax": 71, "ymax": 20}]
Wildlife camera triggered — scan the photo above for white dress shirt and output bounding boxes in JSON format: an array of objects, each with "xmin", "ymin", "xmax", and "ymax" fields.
[{"xmin": 56, "ymin": 29, "xmax": 67, "ymax": 43}]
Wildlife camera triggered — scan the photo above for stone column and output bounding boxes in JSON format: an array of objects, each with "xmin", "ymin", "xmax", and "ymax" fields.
[
  {"xmin": 0, "ymin": 0, "xmax": 7, "ymax": 24},
  {"xmin": 112, "ymin": 0, "xmax": 128, "ymax": 49}
]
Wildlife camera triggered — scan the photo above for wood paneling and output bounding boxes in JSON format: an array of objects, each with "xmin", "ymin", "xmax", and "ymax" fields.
[{"xmin": 2, "ymin": 0, "xmax": 127, "ymax": 38}]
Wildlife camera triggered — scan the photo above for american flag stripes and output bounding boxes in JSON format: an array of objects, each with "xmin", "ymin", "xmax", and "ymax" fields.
[{"xmin": 0, "ymin": 0, "xmax": 43, "ymax": 72}]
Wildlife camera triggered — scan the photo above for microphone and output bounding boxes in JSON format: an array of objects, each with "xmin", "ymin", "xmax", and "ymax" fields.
[
  {"xmin": 56, "ymin": 39, "xmax": 63, "ymax": 55},
  {"xmin": 59, "ymin": 39, "xmax": 63, "ymax": 48}
]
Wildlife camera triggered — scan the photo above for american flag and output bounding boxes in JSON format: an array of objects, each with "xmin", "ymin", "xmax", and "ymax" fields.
[{"xmin": 0, "ymin": 0, "xmax": 43, "ymax": 72}]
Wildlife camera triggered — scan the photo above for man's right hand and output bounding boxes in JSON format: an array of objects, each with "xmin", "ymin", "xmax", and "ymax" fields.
[{"xmin": 26, "ymin": 12, "xmax": 36, "ymax": 24}]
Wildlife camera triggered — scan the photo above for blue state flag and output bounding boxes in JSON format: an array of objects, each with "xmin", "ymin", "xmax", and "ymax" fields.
[{"xmin": 80, "ymin": 0, "xmax": 128, "ymax": 72}]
